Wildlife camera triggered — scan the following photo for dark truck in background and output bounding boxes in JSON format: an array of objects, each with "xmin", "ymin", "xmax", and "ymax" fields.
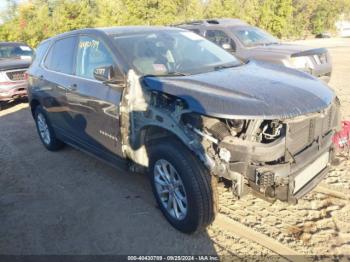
[
  {"xmin": 176, "ymin": 19, "xmax": 332, "ymax": 83},
  {"xmin": 0, "ymin": 42, "xmax": 34, "ymax": 109}
]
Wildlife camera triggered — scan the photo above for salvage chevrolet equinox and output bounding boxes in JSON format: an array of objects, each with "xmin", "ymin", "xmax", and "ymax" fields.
[{"xmin": 28, "ymin": 27, "xmax": 340, "ymax": 233}]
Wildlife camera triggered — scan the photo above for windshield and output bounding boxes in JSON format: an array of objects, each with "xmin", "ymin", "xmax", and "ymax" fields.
[
  {"xmin": 232, "ymin": 27, "xmax": 279, "ymax": 47},
  {"xmin": 0, "ymin": 44, "xmax": 33, "ymax": 59},
  {"xmin": 111, "ymin": 30, "xmax": 241, "ymax": 76}
]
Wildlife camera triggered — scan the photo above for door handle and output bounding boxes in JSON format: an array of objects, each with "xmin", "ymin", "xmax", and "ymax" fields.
[{"xmin": 66, "ymin": 84, "xmax": 77, "ymax": 91}]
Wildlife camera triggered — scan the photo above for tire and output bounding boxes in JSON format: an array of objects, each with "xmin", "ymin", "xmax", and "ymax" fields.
[
  {"xmin": 148, "ymin": 138, "xmax": 218, "ymax": 233},
  {"xmin": 34, "ymin": 105, "xmax": 64, "ymax": 151}
]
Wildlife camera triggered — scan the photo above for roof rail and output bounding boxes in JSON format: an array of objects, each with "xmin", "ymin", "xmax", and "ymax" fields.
[
  {"xmin": 170, "ymin": 20, "xmax": 205, "ymax": 27},
  {"xmin": 206, "ymin": 19, "xmax": 220, "ymax": 24},
  {"xmin": 171, "ymin": 18, "xmax": 248, "ymax": 27}
]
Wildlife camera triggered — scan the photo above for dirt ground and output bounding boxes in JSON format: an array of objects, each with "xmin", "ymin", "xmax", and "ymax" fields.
[{"xmin": 0, "ymin": 38, "xmax": 349, "ymax": 259}]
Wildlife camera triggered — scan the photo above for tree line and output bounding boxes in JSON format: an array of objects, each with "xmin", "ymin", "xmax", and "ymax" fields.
[{"xmin": 1, "ymin": 0, "xmax": 350, "ymax": 47}]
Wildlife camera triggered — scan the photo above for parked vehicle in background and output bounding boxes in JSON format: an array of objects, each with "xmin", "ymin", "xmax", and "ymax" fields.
[
  {"xmin": 0, "ymin": 42, "xmax": 34, "ymax": 60},
  {"xmin": 0, "ymin": 42, "xmax": 33, "ymax": 109},
  {"xmin": 28, "ymin": 26, "xmax": 340, "ymax": 233},
  {"xmin": 176, "ymin": 19, "xmax": 332, "ymax": 83},
  {"xmin": 336, "ymin": 20, "xmax": 350, "ymax": 38},
  {"xmin": 339, "ymin": 27, "xmax": 350, "ymax": 37},
  {"xmin": 315, "ymin": 32, "xmax": 332, "ymax": 38}
]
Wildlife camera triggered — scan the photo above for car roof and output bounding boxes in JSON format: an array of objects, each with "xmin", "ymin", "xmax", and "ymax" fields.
[
  {"xmin": 99, "ymin": 26, "xmax": 184, "ymax": 35},
  {"xmin": 45, "ymin": 26, "xmax": 184, "ymax": 42},
  {"xmin": 175, "ymin": 18, "xmax": 249, "ymax": 28}
]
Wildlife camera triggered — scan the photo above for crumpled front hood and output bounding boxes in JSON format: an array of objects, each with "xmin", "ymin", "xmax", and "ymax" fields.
[{"xmin": 142, "ymin": 61, "xmax": 335, "ymax": 119}]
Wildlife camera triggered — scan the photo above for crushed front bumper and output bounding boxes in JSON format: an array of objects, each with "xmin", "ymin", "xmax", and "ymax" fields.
[
  {"xmin": 224, "ymin": 131, "xmax": 334, "ymax": 203},
  {"xmin": 256, "ymin": 147, "xmax": 333, "ymax": 204}
]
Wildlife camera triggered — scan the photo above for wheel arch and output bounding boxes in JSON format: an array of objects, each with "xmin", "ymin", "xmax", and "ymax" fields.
[
  {"xmin": 138, "ymin": 124, "xmax": 191, "ymax": 150},
  {"xmin": 30, "ymin": 99, "xmax": 41, "ymax": 117},
  {"xmin": 124, "ymin": 123, "xmax": 194, "ymax": 168},
  {"xmin": 127, "ymin": 123, "xmax": 213, "ymax": 170}
]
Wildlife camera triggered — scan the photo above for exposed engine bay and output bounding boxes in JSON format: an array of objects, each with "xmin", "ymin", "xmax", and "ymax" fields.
[{"xmin": 120, "ymin": 70, "xmax": 341, "ymax": 204}]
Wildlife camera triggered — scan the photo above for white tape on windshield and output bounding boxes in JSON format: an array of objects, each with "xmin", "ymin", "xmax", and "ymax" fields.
[{"xmin": 180, "ymin": 32, "xmax": 203, "ymax": 41}]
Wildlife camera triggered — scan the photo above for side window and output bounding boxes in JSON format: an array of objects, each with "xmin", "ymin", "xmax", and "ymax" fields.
[
  {"xmin": 206, "ymin": 30, "xmax": 236, "ymax": 51},
  {"xmin": 31, "ymin": 41, "xmax": 50, "ymax": 68},
  {"xmin": 44, "ymin": 37, "xmax": 76, "ymax": 74},
  {"xmin": 76, "ymin": 36, "xmax": 114, "ymax": 80}
]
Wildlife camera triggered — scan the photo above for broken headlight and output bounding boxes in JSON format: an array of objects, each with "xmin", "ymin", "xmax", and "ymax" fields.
[{"xmin": 259, "ymin": 120, "xmax": 286, "ymax": 143}]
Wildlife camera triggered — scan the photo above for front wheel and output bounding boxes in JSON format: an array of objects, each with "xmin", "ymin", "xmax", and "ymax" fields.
[{"xmin": 148, "ymin": 138, "xmax": 217, "ymax": 233}]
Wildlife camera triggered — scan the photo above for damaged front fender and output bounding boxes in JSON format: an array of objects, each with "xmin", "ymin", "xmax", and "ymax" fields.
[{"xmin": 119, "ymin": 70, "xmax": 215, "ymax": 169}]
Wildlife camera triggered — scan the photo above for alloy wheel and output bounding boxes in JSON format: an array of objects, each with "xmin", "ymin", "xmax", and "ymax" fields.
[
  {"xmin": 153, "ymin": 159, "xmax": 188, "ymax": 220},
  {"xmin": 37, "ymin": 113, "xmax": 51, "ymax": 145}
]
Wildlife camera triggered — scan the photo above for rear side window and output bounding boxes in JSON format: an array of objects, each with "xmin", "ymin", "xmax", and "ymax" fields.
[
  {"xmin": 44, "ymin": 37, "xmax": 76, "ymax": 74},
  {"xmin": 31, "ymin": 41, "xmax": 50, "ymax": 68},
  {"xmin": 76, "ymin": 36, "xmax": 114, "ymax": 80}
]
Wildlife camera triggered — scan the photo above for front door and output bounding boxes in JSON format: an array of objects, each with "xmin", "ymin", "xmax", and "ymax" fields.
[{"xmin": 65, "ymin": 35, "xmax": 124, "ymax": 157}]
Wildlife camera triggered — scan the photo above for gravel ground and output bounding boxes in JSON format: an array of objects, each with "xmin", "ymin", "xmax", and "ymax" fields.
[{"xmin": 0, "ymin": 38, "xmax": 349, "ymax": 259}]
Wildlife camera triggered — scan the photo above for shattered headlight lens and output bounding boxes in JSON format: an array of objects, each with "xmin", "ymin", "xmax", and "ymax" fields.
[{"xmin": 289, "ymin": 56, "xmax": 312, "ymax": 69}]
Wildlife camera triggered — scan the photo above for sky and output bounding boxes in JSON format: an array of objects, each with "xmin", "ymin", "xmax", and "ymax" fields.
[
  {"xmin": 0, "ymin": 0, "xmax": 27, "ymax": 23},
  {"xmin": 0, "ymin": 0, "xmax": 27, "ymax": 13},
  {"xmin": 0, "ymin": 1, "xmax": 8, "ymax": 13}
]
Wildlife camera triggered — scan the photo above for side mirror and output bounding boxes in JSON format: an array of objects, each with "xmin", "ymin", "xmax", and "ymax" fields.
[
  {"xmin": 93, "ymin": 65, "xmax": 124, "ymax": 86},
  {"xmin": 222, "ymin": 42, "xmax": 236, "ymax": 53},
  {"xmin": 222, "ymin": 43, "xmax": 232, "ymax": 50}
]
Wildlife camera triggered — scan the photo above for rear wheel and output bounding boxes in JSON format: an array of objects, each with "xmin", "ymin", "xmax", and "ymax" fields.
[
  {"xmin": 148, "ymin": 138, "xmax": 217, "ymax": 233},
  {"xmin": 34, "ymin": 106, "xmax": 64, "ymax": 151}
]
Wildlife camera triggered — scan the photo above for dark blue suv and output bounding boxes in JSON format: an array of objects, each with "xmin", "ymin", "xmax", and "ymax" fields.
[{"xmin": 28, "ymin": 26, "xmax": 340, "ymax": 233}]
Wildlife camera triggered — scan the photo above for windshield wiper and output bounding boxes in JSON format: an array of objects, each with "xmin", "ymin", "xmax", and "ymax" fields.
[
  {"xmin": 143, "ymin": 71, "xmax": 188, "ymax": 77},
  {"xmin": 214, "ymin": 63, "xmax": 240, "ymax": 71},
  {"xmin": 166, "ymin": 71, "xmax": 188, "ymax": 76}
]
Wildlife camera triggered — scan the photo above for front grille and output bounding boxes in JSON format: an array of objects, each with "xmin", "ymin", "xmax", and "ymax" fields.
[
  {"xmin": 6, "ymin": 70, "xmax": 26, "ymax": 81},
  {"xmin": 312, "ymin": 53, "xmax": 327, "ymax": 65},
  {"xmin": 286, "ymin": 104, "xmax": 337, "ymax": 155}
]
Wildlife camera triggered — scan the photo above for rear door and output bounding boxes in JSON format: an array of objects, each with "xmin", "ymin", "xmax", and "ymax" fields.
[
  {"xmin": 65, "ymin": 34, "xmax": 124, "ymax": 157},
  {"xmin": 39, "ymin": 36, "xmax": 78, "ymax": 134}
]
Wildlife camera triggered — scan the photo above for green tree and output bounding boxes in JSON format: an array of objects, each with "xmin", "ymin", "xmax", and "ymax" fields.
[
  {"xmin": 258, "ymin": 0, "xmax": 293, "ymax": 38},
  {"xmin": 50, "ymin": 0, "xmax": 94, "ymax": 34},
  {"xmin": 310, "ymin": 0, "xmax": 346, "ymax": 34},
  {"xmin": 204, "ymin": 0, "xmax": 239, "ymax": 18},
  {"xmin": 1, "ymin": 0, "xmax": 350, "ymax": 47},
  {"xmin": 94, "ymin": 0, "xmax": 124, "ymax": 27}
]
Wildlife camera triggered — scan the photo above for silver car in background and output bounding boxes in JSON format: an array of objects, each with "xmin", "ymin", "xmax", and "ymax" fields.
[{"xmin": 0, "ymin": 42, "xmax": 33, "ymax": 108}]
